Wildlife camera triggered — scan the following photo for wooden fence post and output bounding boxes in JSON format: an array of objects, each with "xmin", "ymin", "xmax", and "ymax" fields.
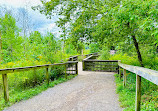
[
  {"xmin": 75, "ymin": 63, "xmax": 78, "ymax": 75},
  {"xmin": 82, "ymin": 61, "xmax": 85, "ymax": 71},
  {"xmin": 2, "ymin": 74, "xmax": 9, "ymax": 102},
  {"xmin": 135, "ymin": 75, "xmax": 141, "ymax": 111},
  {"xmin": 119, "ymin": 67, "xmax": 121, "ymax": 80},
  {"xmin": 33, "ymin": 69, "xmax": 37, "ymax": 86},
  {"xmin": 117, "ymin": 66, "xmax": 119, "ymax": 74},
  {"xmin": 46, "ymin": 67, "xmax": 49, "ymax": 85},
  {"xmin": 76, "ymin": 56, "xmax": 78, "ymax": 61},
  {"xmin": 65, "ymin": 64, "xmax": 67, "ymax": 79},
  {"xmin": 123, "ymin": 69, "xmax": 127, "ymax": 87}
]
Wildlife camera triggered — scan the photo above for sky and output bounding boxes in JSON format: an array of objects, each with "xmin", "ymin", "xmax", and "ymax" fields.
[{"xmin": 0, "ymin": 0, "xmax": 61, "ymax": 37}]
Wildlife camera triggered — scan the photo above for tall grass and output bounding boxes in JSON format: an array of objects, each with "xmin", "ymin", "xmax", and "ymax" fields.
[{"xmin": 115, "ymin": 73, "xmax": 158, "ymax": 110}]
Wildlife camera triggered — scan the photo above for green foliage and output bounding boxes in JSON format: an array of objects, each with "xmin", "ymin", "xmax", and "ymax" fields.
[
  {"xmin": 98, "ymin": 46, "xmax": 110, "ymax": 60},
  {"xmin": 34, "ymin": 0, "xmax": 158, "ymax": 66},
  {"xmin": 50, "ymin": 66, "xmax": 65, "ymax": 80},
  {"xmin": 0, "ymin": 13, "xmax": 22, "ymax": 62},
  {"xmin": 89, "ymin": 43, "xmax": 99, "ymax": 53},
  {"xmin": 100, "ymin": 52, "xmax": 158, "ymax": 71}
]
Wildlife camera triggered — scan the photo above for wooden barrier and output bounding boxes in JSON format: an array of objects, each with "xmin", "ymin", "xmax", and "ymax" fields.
[
  {"xmin": 0, "ymin": 61, "xmax": 78, "ymax": 103},
  {"xmin": 83, "ymin": 60, "xmax": 118, "ymax": 72},
  {"xmin": 118, "ymin": 61, "xmax": 158, "ymax": 111},
  {"xmin": 68, "ymin": 55, "xmax": 78, "ymax": 61},
  {"xmin": 82, "ymin": 54, "xmax": 118, "ymax": 72},
  {"xmin": 67, "ymin": 53, "xmax": 99, "ymax": 62}
]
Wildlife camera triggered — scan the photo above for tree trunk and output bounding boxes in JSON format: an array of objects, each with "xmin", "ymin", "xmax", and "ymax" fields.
[{"xmin": 132, "ymin": 35, "xmax": 144, "ymax": 67}]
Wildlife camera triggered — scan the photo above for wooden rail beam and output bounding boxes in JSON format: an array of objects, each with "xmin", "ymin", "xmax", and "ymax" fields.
[{"xmin": 118, "ymin": 62, "xmax": 158, "ymax": 85}]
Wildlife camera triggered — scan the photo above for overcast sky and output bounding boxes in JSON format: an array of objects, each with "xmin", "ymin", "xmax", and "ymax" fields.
[{"xmin": 0, "ymin": 0, "xmax": 61, "ymax": 37}]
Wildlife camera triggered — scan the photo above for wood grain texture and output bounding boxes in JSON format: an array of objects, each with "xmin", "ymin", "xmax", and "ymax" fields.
[
  {"xmin": 123, "ymin": 69, "xmax": 126, "ymax": 87},
  {"xmin": 118, "ymin": 62, "xmax": 158, "ymax": 85},
  {"xmin": 2, "ymin": 74, "xmax": 9, "ymax": 102},
  {"xmin": 135, "ymin": 75, "xmax": 141, "ymax": 111}
]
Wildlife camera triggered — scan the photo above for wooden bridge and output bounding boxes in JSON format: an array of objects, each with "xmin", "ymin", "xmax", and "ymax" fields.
[{"xmin": 1, "ymin": 53, "xmax": 158, "ymax": 111}]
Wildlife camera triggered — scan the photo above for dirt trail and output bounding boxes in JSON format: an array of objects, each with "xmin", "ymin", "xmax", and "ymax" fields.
[{"xmin": 4, "ymin": 62, "xmax": 123, "ymax": 111}]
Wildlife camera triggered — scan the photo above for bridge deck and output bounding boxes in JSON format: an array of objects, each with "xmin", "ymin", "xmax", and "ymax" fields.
[{"xmin": 4, "ymin": 62, "xmax": 123, "ymax": 111}]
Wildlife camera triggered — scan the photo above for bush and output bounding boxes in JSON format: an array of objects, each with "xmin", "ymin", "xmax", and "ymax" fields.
[
  {"xmin": 89, "ymin": 43, "xmax": 100, "ymax": 53},
  {"xmin": 50, "ymin": 66, "xmax": 65, "ymax": 80}
]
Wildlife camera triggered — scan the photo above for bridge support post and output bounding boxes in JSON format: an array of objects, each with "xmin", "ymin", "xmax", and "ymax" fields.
[
  {"xmin": 75, "ymin": 63, "xmax": 78, "ymax": 75},
  {"xmin": 2, "ymin": 74, "xmax": 9, "ymax": 103},
  {"xmin": 135, "ymin": 75, "xmax": 141, "ymax": 111}
]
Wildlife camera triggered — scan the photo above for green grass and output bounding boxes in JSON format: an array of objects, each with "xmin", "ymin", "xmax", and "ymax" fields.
[
  {"xmin": 115, "ymin": 73, "xmax": 158, "ymax": 111},
  {"xmin": 0, "ymin": 75, "xmax": 76, "ymax": 111}
]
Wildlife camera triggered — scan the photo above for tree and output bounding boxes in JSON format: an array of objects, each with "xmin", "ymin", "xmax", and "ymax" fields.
[
  {"xmin": 33, "ymin": 0, "xmax": 158, "ymax": 66},
  {"xmin": 0, "ymin": 13, "xmax": 22, "ymax": 62}
]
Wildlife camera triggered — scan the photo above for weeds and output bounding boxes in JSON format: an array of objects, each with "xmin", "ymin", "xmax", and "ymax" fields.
[{"xmin": 115, "ymin": 73, "xmax": 158, "ymax": 110}]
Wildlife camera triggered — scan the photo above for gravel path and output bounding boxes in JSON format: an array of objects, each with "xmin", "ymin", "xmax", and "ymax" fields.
[{"xmin": 4, "ymin": 62, "xmax": 123, "ymax": 111}]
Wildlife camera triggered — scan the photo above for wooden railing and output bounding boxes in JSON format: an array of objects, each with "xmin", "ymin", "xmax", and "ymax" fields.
[
  {"xmin": 82, "ymin": 54, "xmax": 118, "ymax": 72},
  {"xmin": 118, "ymin": 61, "xmax": 158, "ymax": 111},
  {"xmin": 68, "ymin": 55, "xmax": 78, "ymax": 61},
  {"xmin": 67, "ymin": 53, "xmax": 99, "ymax": 62},
  {"xmin": 1, "ymin": 61, "xmax": 78, "ymax": 103}
]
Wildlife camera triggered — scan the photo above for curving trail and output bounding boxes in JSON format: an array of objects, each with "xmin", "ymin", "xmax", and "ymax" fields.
[{"xmin": 4, "ymin": 62, "xmax": 123, "ymax": 111}]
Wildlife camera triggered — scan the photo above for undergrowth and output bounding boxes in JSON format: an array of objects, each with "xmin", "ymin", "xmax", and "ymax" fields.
[
  {"xmin": 115, "ymin": 73, "xmax": 158, "ymax": 111},
  {"xmin": 99, "ymin": 53, "xmax": 158, "ymax": 70}
]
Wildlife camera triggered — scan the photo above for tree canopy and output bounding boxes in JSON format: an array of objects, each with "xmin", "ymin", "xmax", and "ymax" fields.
[{"xmin": 33, "ymin": 0, "xmax": 158, "ymax": 66}]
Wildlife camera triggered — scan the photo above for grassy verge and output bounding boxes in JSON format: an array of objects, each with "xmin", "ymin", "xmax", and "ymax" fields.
[
  {"xmin": 115, "ymin": 73, "xmax": 158, "ymax": 111},
  {"xmin": 0, "ymin": 75, "xmax": 76, "ymax": 111}
]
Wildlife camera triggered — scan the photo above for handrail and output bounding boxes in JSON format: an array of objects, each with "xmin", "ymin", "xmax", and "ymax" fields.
[
  {"xmin": 83, "ymin": 55, "xmax": 94, "ymax": 60},
  {"xmin": 1, "ymin": 61, "xmax": 78, "ymax": 103},
  {"xmin": 118, "ymin": 62, "xmax": 158, "ymax": 85},
  {"xmin": 0, "ymin": 61, "xmax": 78, "ymax": 75},
  {"xmin": 118, "ymin": 61, "xmax": 158, "ymax": 111},
  {"xmin": 67, "ymin": 53, "xmax": 99, "ymax": 61},
  {"xmin": 83, "ymin": 54, "xmax": 99, "ymax": 61},
  {"xmin": 84, "ymin": 59, "xmax": 118, "ymax": 62}
]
